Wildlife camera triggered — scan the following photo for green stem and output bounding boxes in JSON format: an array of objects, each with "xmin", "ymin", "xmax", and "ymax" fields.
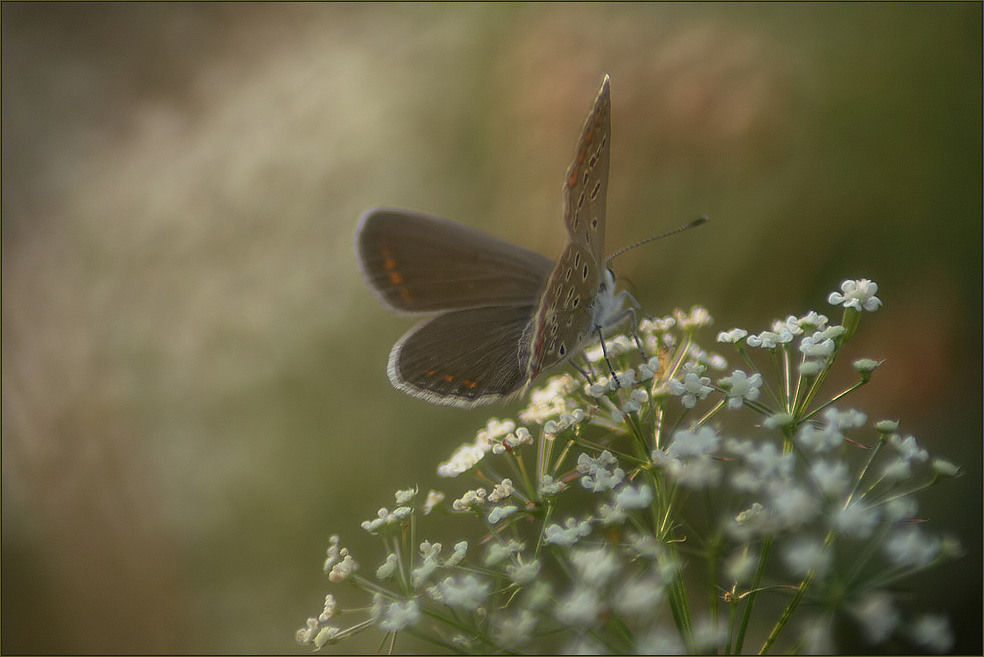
[{"xmin": 733, "ymin": 537, "xmax": 772, "ymax": 654}]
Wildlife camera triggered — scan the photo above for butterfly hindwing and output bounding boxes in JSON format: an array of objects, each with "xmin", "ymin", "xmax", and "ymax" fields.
[{"xmin": 388, "ymin": 305, "xmax": 536, "ymax": 407}]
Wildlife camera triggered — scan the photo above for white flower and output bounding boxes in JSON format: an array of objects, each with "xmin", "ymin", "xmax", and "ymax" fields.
[
  {"xmin": 378, "ymin": 598, "xmax": 421, "ymax": 632},
  {"xmin": 833, "ymin": 501, "xmax": 880, "ymax": 539},
  {"xmin": 318, "ymin": 594, "xmax": 337, "ymax": 622},
  {"xmin": 422, "ymin": 489, "xmax": 445, "ymax": 514},
  {"xmin": 668, "ymin": 455, "xmax": 722, "ymax": 489},
  {"xmin": 725, "ymin": 549, "xmax": 757, "ymax": 584},
  {"xmin": 909, "ymin": 613, "xmax": 954, "ymax": 653},
  {"xmin": 544, "ymin": 517, "xmax": 592, "ymax": 547},
  {"xmin": 667, "ymin": 371, "xmax": 713, "ymax": 408},
  {"xmin": 322, "ymin": 535, "xmax": 342, "ymax": 572},
  {"xmin": 693, "ymin": 617, "xmax": 727, "ymax": 652},
  {"xmin": 884, "ymin": 496, "xmax": 918, "ymax": 522},
  {"xmin": 763, "ymin": 411, "xmax": 794, "ymax": 429},
  {"xmin": 676, "ymin": 306, "xmax": 713, "ymax": 330},
  {"xmin": 521, "ymin": 375, "xmax": 577, "ymax": 423},
  {"xmin": 614, "ymin": 482, "xmax": 654, "ymax": 509},
  {"xmin": 376, "ymin": 553, "xmax": 399, "ymax": 580},
  {"xmin": 438, "ymin": 443, "xmax": 488, "ymax": 477},
  {"xmin": 720, "ymin": 369, "xmax": 763, "ymax": 409},
  {"xmin": 828, "ymin": 278, "xmax": 882, "ymax": 311},
  {"xmin": 875, "ymin": 419, "xmax": 900, "ymax": 432},
  {"xmin": 769, "ymin": 481, "xmax": 821, "ymax": 529},
  {"xmin": 727, "ymin": 503, "xmax": 773, "ymax": 542},
  {"xmin": 797, "ymin": 310, "xmax": 829, "ymax": 330},
  {"xmin": 743, "ymin": 441, "xmax": 794, "ymax": 482},
  {"xmin": 666, "ymin": 426, "xmax": 721, "ymax": 458},
  {"xmin": 296, "ymin": 618, "xmax": 319, "ymax": 645},
  {"xmin": 822, "ymin": 407, "xmax": 867, "ymax": 430},
  {"xmin": 622, "ymin": 387, "xmax": 649, "ymax": 413},
  {"xmin": 412, "ymin": 542, "xmax": 441, "ymax": 586},
  {"xmin": 883, "ymin": 525, "xmax": 940, "ymax": 568},
  {"xmin": 798, "ymin": 614, "xmax": 835, "ymax": 654},
  {"xmin": 853, "ymin": 358, "xmax": 880, "ymax": 373},
  {"xmin": 445, "ymin": 541, "xmax": 468, "ymax": 566},
  {"xmin": 555, "ymin": 587, "xmax": 602, "ymax": 626},
  {"xmin": 488, "ymin": 505, "xmax": 518, "ymax": 525},
  {"xmin": 571, "ymin": 547, "xmax": 621, "ymax": 586},
  {"xmin": 932, "ymin": 458, "xmax": 960, "ymax": 478},
  {"xmin": 394, "ymin": 487, "xmax": 416, "ymax": 505},
  {"xmin": 799, "ymin": 331, "xmax": 835, "ymax": 358},
  {"xmin": 782, "ymin": 537, "xmax": 831, "ymax": 577},
  {"xmin": 850, "ymin": 591, "xmax": 899, "ymax": 643},
  {"xmin": 636, "ymin": 628, "xmax": 685, "ymax": 654},
  {"xmin": 890, "ymin": 434, "xmax": 929, "ymax": 463},
  {"xmin": 747, "ymin": 328, "xmax": 794, "ymax": 349},
  {"xmin": 488, "ymin": 478, "xmax": 515, "ymax": 502},
  {"xmin": 327, "ymin": 552, "xmax": 358, "ymax": 582},
  {"xmin": 430, "ymin": 574, "xmax": 490, "ymax": 611},
  {"xmin": 881, "ymin": 458, "xmax": 912, "ymax": 481},
  {"xmin": 596, "ymin": 502, "xmax": 627, "ymax": 525},
  {"xmin": 505, "ymin": 426, "xmax": 534, "ymax": 448},
  {"xmin": 494, "ymin": 609, "xmax": 538, "ymax": 650},
  {"xmin": 637, "ymin": 359, "xmax": 658, "ymax": 380},
  {"xmin": 627, "ymin": 532, "xmax": 663, "ymax": 560},
  {"xmin": 613, "ymin": 575, "xmax": 665, "ymax": 618},
  {"xmin": 577, "ymin": 450, "xmax": 625, "ymax": 492},
  {"xmin": 717, "ymin": 328, "xmax": 748, "ymax": 343},
  {"xmin": 313, "ymin": 625, "xmax": 340, "ymax": 648},
  {"xmin": 451, "ymin": 488, "xmax": 487, "ymax": 511},
  {"xmin": 505, "ymin": 559, "xmax": 541, "ymax": 585},
  {"xmin": 796, "ymin": 423, "xmax": 844, "ymax": 454},
  {"xmin": 799, "ymin": 360, "xmax": 823, "ymax": 376},
  {"xmin": 539, "ymin": 474, "xmax": 568, "ymax": 496},
  {"xmin": 810, "ymin": 459, "xmax": 850, "ymax": 498},
  {"xmin": 484, "ymin": 539, "xmax": 523, "ymax": 567}
]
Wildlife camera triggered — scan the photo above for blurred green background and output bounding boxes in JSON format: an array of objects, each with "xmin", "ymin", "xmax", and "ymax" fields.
[{"xmin": 2, "ymin": 3, "xmax": 980, "ymax": 653}]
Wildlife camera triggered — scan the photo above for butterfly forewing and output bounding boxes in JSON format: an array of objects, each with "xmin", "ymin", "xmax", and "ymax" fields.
[
  {"xmin": 526, "ymin": 76, "xmax": 612, "ymax": 381},
  {"xmin": 563, "ymin": 75, "xmax": 611, "ymax": 264},
  {"xmin": 525, "ymin": 242, "xmax": 601, "ymax": 379},
  {"xmin": 357, "ymin": 209, "xmax": 554, "ymax": 314},
  {"xmin": 389, "ymin": 305, "xmax": 535, "ymax": 407}
]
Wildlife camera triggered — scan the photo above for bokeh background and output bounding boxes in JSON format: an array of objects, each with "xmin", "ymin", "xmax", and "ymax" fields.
[{"xmin": 2, "ymin": 3, "xmax": 980, "ymax": 653}]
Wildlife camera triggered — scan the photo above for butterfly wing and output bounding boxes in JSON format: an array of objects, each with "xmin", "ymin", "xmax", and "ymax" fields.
[
  {"xmin": 563, "ymin": 74, "xmax": 611, "ymax": 263},
  {"xmin": 526, "ymin": 76, "xmax": 613, "ymax": 380},
  {"xmin": 388, "ymin": 305, "xmax": 536, "ymax": 407},
  {"xmin": 356, "ymin": 208, "xmax": 554, "ymax": 314}
]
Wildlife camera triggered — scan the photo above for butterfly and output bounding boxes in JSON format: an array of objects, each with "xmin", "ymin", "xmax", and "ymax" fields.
[{"xmin": 356, "ymin": 75, "xmax": 635, "ymax": 407}]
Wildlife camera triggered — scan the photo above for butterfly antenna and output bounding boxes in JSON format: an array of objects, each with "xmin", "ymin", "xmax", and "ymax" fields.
[{"xmin": 606, "ymin": 216, "xmax": 708, "ymax": 265}]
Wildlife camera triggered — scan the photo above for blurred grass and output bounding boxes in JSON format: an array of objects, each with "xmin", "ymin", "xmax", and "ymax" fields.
[{"xmin": 2, "ymin": 3, "xmax": 980, "ymax": 653}]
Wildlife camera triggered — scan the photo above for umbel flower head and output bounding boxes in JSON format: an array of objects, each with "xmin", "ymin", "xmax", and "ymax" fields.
[{"xmin": 297, "ymin": 279, "xmax": 960, "ymax": 654}]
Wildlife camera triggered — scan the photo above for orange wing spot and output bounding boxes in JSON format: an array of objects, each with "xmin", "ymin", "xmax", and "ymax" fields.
[
  {"xmin": 425, "ymin": 369, "xmax": 437, "ymax": 377},
  {"xmin": 400, "ymin": 288, "xmax": 414, "ymax": 304},
  {"xmin": 463, "ymin": 379, "xmax": 477, "ymax": 389},
  {"xmin": 383, "ymin": 257, "xmax": 398, "ymax": 271},
  {"xmin": 388, "ymin": 272, "xmax": 404, "ymax": 285},
  {"xmin": 568, "ymin": 166, "xmax": 579, "ymax": 186},
  {"xmin": 443, "ymin": 374, "xmax": 455, "ymax": 383}
]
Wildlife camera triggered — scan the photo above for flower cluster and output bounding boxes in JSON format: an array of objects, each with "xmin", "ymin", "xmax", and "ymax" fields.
[{"xmin": 297, "ymin": 279, "xmax": 960, "ymax": 654}]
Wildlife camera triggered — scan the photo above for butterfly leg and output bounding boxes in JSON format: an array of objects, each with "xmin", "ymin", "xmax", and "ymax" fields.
[
  {"xmin": 570, "ymin": 360, "xmax": 595, "ymax": 385},
  {"xmin": 612, "ymin": 290, "xmax": 650, "ymax": 355},
  {"xmin": 595, "ymin": 325, "xmax": 623, "ymax": 388}
]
